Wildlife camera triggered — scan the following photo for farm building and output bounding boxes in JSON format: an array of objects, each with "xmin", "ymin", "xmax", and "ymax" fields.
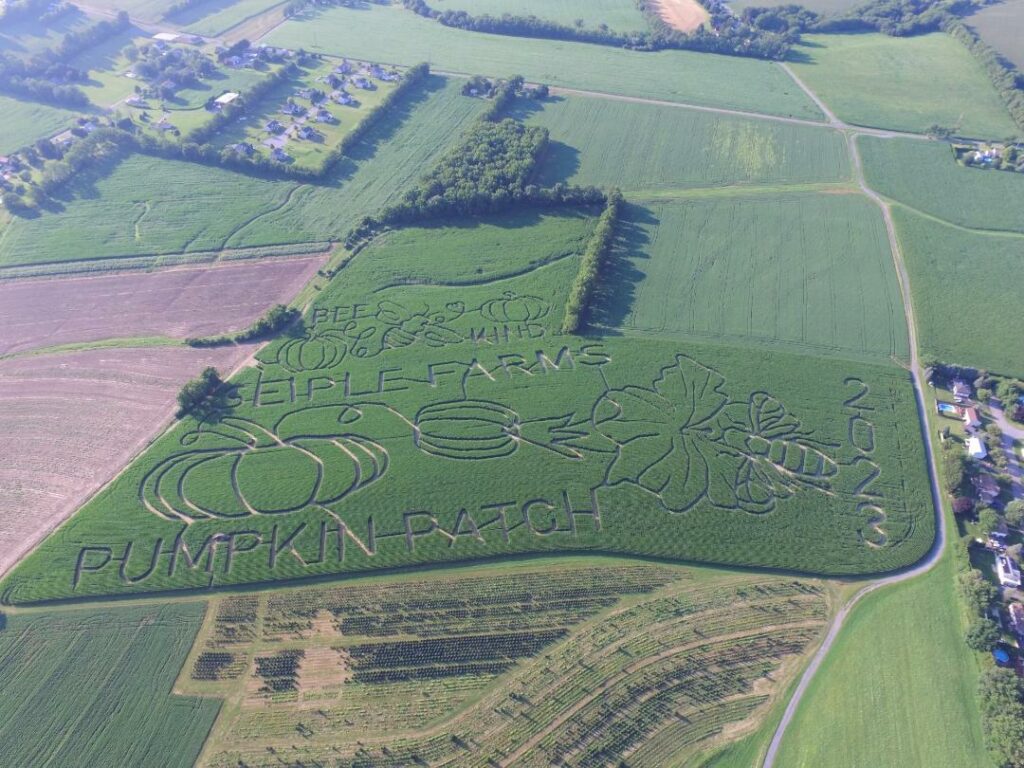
[
  {"xmin": 973, "ymin": 474, "xmax": 1001, "ymax": 505},
  {"xmin": 967, "ymin": 436, "xmax": 988, "ymax": 460},
  {"xmin": 997, "ymin": 555, "xmax": 1021, "ymax": 588},
  {"xmin": 214, "ymin": 92, "xmax": 240, "ymax": 107},
  {"xmin": 953, "ymin": 381, "xmax": 973, "ymax": 403},
  {"xmin": 963, "ymin": 407, "xmax": 982, "ymax": 429},
  {"xmin": 152, "ymin": 32, "xmax": 180, "ymax": 42}
]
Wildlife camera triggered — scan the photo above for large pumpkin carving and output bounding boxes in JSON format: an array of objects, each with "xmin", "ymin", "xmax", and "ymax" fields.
[
  {"xmin": 141, "ymin": 407, "xmax": 387, "ymax": 522},
  {"xmin": 413, "ymin": 400, "xmax": 521, "ymax": 460}
]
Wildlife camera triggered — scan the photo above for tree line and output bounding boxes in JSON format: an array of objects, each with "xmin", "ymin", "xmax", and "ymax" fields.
[
  {"xmin": 562, "ymin": 188, "xmax": 622, "ymax": 334},
  {"xmin": 186, "ymin": 304, "xmax": 301, "ymax": 347}
]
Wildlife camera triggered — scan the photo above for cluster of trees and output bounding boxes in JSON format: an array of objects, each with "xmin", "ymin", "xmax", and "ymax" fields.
[
  {"xmin": 49, "ymin": 13, "xmax": 129, "ymax": 63},
  {"xmin": 125, "ymin": 39, "xmax": 215, "ymax": 96},
  {"xmin": 186, "ymin": 304, "xmax": 300, "ymax": 347},
  {"xmin": 403, "ymin": 0, "xmax": 794, "ymax": 60},
  {"xmin": 283, "ymin": 0, "xmax": 374, "ymax": 18},
  {"xmin": 562, "ymin": 189, "xmax": 621, "ymax": 334},
  {"xmin": 979, "ymin": 667, "xmax": 1024, "ymax": 767},
  {"xmin": 0, "ymin": 0, "xmax": 63, "ymax": 22},
  {"xmin": 176, "ymin": 366, "xmax": 223, "ymax": 418}
]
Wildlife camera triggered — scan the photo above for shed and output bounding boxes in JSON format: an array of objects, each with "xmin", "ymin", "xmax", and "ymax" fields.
[{"xmin": 214, "ymin": 92, "xmax": 239, "ymax": 106}]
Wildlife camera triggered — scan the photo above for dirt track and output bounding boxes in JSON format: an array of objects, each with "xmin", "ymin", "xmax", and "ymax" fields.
[
  {"xmin": 0, "ymin": 255, "xmax": 326, "ymax": 356},
  {"xmin": 0, "ymin": 344, "xmax": 253, "ymax": 579}
]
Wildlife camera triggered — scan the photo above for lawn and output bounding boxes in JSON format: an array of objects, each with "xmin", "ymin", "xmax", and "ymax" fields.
[
  {"xmin": 511, "ymin": 93, "xmax": 850, "ymax": 191},
  {"xmin": 210, "ymin": 59, "xmax": 400, "ymax": 171},
  {"xmin": 66, "ymin": 27, "xmax": 149, "ymax": 109},
  {"xmin": 859, "ymin": 136, "xmax": 1024, "ymax": 235},
  {"xmin": 1, "ymin": 203, "xmax": 934, "ymax": 603},
  {"xmin": 0, "ymin": 94, "xmax": 79, "ymax": 153},
  {"xmin": 0, "ymin": 602, "xmax": 221, "ymax": 767},
  {"xmin": 177, "ymin": 0, "xmax": 287, "ymax": 36},
  {"xmin": 592, "ymin": 193, "xmax": 909, "ymax": 362},
  {"xmin": 967, "ymin": 0, "xmax": 1024, "ymax": 69},
  {"xmin": 427, "ymin": 0, "xmax": 650, "ymax": 31},
  {"xmin": 774, "ymin": 550, "xmax": 991, "ymax": 768},
  {"xmin": 893, "ymin": 207, "xmax": 1024, "ymax": 376},
  {"xmin": 0, "ymin": 76, "xmax": 484, "ymax": 267},
  {"xmin": 264, "ymin": 2, "xmax": 823, "ymax": 119},
  {"xmin": 790, "ymin": 33, "xmax": 1018, "ymax": 137}
]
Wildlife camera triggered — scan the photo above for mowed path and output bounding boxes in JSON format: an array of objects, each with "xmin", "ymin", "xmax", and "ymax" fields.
[
  {"xmin": 0, "ymin": 344, "xmax": 254, "ymax": 580},
  {"xmin": 0, "ymin": 254, "xmax": 327, "ymax": 356}
]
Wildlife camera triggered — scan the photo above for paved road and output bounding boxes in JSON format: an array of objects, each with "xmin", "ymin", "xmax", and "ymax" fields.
[{"xmin": 761, "ymin": 67, "xmax": 949, "ymax": 768}]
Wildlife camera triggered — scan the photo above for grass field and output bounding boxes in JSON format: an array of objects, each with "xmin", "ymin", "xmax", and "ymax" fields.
[
  {"xmin": 512, "ymin": 94, "xmax": 849, "ymax": 191},
  {"xmin": 967, "ymin": 0, "xmax": 1024, "ymax": 69},
  {"xmin": 0, "ymin": 602, "xmax": 220, "ymax": 767},
  {"xmin": 0, "ymin": 76, "xmax": 483, "ymax": 267},
  {"xmin": 0, "ymin": 202, "xmax": 934, "ymax": 602},
  {"xmin": 790, "ymin": 33, "xmax": 1018, "ymax": 137},
  {"xmin": 182, "ymin": 560, "xmax": 830, "ymax": 767},
  {"xmin": 775, "ymin": 550, "xmax": 991, "ymax": 768},
  {"xmin": 859, "ymin": 136, "xmax": 1024, "ymax": 235},
  {"xmin": 74, "ymin": 0, "xmax": 170, "ymax": 21},
  {"xmin": 729, "ymin": 0, "xmax": 861, "ymax": 12},
  {"xmin": 0, "ymin": 9, "xmax": 92, "ymax": 61},
  {"xmin": 428, "ymin": 0, "xmax": 650, "ymax": 31},
  {"xmin": 893, "ymin": 207, "xmax": 1024, "ymax": 376},
  {"xmin": 0, "ymin": 94, "xmax": 79, "ymax": 153},
  {"xmin": 593, "ymin": 193, "xmax": 908, "ymax": 361},
  {"xmin": 178, "ymin": 0, "xmax": 288, "ymax": 36},
  {"xmin": 264, "ymin": 3, "xmax": 823, "ymax": 119}
]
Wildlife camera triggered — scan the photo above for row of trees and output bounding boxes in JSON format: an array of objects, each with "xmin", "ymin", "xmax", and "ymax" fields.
[
  {"xmin": 562, "ymin": 189, "xmax": 622, "ymax": 334},
  {"xmin": 403, "ymin": 0, "xmax": 794, "ymax": 60},
  {"xmin": 186, "ymin": 304, "xmax": 301, "ymax": 347}
]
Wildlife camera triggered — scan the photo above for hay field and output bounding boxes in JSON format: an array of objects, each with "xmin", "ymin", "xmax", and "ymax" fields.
[
  {"xmin": 894, "ymin": 208, "xmax": 1024, "ymax": 376},
  {"xmin": 790, "ymin": 33, "xmax": 1018, "ymax": 137},
  {"xmin": 859, "ymin": 136, "xmax": 1024, "ymax": 234},
  {"xmin": 178, "ymin": 0, "xmax": 288, "ymax": 36},
  {"xmin": 0, "ymin": 95, "xmax": 78, "ymax": 154},
  {"xmin": 513, "ymin": 94, "xmax": 849, "ymax": 191},
  {"xmin": 593, "ymin": 194, "xmax": 908, "ymax": 362},
  {"xmin": 264, "ymin": 3, "xmax": 823, "ymax": 119},
  {"xmin": 0, "ymin": 603, "xmax": 219, "ymax": 767}
]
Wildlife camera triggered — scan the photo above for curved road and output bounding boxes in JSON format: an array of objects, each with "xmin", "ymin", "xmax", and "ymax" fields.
[{"xmin": 762, "ymin": 66, "xmax": 950, "ymax": 767}]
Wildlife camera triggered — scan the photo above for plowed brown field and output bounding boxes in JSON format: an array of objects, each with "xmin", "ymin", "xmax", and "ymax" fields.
[
  {"xmin": 0, "ymin": 255, "xmax": 327, "ymax": 356},
  {"xmin": 0, "ymin": 344, "xmax": 253, "ymax": 578}
]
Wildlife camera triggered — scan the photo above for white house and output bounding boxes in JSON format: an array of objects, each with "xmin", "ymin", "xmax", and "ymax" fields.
[
  {"xmin": 967, "ymin": 436, "xmax": 988, "ymax": 460},
  {"xmin": 997, "ymin": 555, "xmax": 1021, "ymax": 588}
]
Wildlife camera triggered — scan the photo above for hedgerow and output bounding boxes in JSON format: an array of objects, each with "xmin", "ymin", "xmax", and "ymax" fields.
[{"xmin": 562, "ymin": 188, "xmax": 622, "ymax": 334}]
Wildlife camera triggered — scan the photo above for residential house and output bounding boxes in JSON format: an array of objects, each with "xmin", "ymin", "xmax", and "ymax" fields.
[
  {"xmin": 952, "ymin": 380, "xmax": 972, "ymax": 403},
  {"xmin": 963, "ymin": 407, "xmax": 982, "ymax": 430},
  {"xmin": 227, "ymin": 142, "xmax": 255, "ymax": 157},
  {"xmin": 351, "ymin": 76, "xmax": 375, "ymax": 91},
  {"xmin": 296, "ymin": 88, "xmax": 313, "ymax": 100},
  {"xmin": 334, "ymin": 59, "xmax": 353, "ymax": 75},
  {"xmin": 265, "ymin": 119, "xmax": 285, "ymax": 134},
  {"xmin": 270, "ymin": 147, "xmax": 291, "ymax": 163},
  {"xmin": 974, "ymin": 473, "xmax": 1001, "ymax": 505},
  {"xmin": 315, "ymin": 108, "xmax": 335, "ymax": 124},
  {"xmin": 997, "ymin": 555, "xmax": 1022, "ymax": 588},
  {"xmin": 967, "ymin": 436, "xmax": 988, "ymax": 460},
  {"xmin": 280, "ymin": 101, "xmax": 306, "ymax": 117},
  {"xmin": 331, "ymin": 90, "xmax": 355, "ymax": 106},
  {"xmin": 125, "ymin": 94, "xmax": 146, "ymax": 107},
  {"xmin": 297, "ymin": 125, "xmax": 319, "ymax": 140}
]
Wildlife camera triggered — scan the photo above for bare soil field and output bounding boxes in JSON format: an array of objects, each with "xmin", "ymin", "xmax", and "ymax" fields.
[
  {"xmin": 0, "ymin": 255, "xmax": 326, "ymax": 356},
  {"xmin": 0, "ymin": 344, "xmax": 252, "ymax": 578},
  {"xmin": 651, "ymin": 0, "xmax": 709, "ymax": 32}
]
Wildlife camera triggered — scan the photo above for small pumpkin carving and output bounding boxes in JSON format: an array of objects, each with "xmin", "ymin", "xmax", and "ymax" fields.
[
  {"xmin": 413, "ymin": 400, "xmax": 521, "ymax": 460},
  {"xmin": 141, "ymin": 407, "xmax": 387, "ymax": 522},
  {"xmin": 277, "ymin": 330, "xmax": 348, "ymax": 373},
  {"xmin": 479, "ymin": 291, "xmax": 549, "ymax": 324}
]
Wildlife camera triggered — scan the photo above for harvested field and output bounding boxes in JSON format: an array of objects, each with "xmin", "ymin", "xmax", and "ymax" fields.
[
  {"xmin": 651, "ymin": 0, "xmax": 709, "ymax": 32},
  {"xmin": 0, "ymin": 255, "xmax": 327, "ymax": 356},
  {"xmin": 0, "ymin": 344, "xmax": 252, "ymax": 578}
]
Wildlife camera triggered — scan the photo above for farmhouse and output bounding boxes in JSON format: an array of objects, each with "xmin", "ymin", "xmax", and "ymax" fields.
[
  {"xmin": 953, "ymin": 380, "xmax": 973, "ymax": 403},
  {"xmin": 214, "ymin": 92, "xmax": 240, "ymax": 107},
  {"xmin": 963, "ymin": 407, "xmax": 982, "ymax": 429},
  {"xmin": 997, "ymin": 555, "xmax": 1022, "ymax": 588},
  {"xmin": 974, "ymin": 473, "xmax": 1001, "ymax": 505},
  {"xmin": 967, "ymin": 436, "xmax": 988, "ymax": 460}
]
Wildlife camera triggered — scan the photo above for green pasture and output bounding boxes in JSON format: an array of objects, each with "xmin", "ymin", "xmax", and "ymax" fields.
[
  {"xmin": 65, "ymin": 27, "xmax": 148, "ymax": 109},
  {"xmin": 211, "ymin": 60, "xmax": 399, "ymax": 171},
  {"xmin": 178, "ymin": 0, "xmax": 287, "ymax": 35},
  {"xmin": 264, "ymin": 3, "xmax": 823, "ymax": 119},
  {"xmin": 593, "ymin": 193, "xmax": 908, "ymax": 362},
  {"xmin": 0, "ymin": 9, "xmax": 92, "ymax": 61},
  {"xmin": 894, "ymin": 207, "xmax": 1024, "ymax": 376},
  {"xmin": 0, "ymin": 602, "xmax": 220, "ymax": 767},
  {"xmin": 76, "ymin": 0, "xmax": 170, "ymax": 21},
  {"xmin": 0, "ymin": 76, "xmax": 483, "ymax": 267},
  {"xmin": 512, "ymin": 94, "xmax": 849, "ymax": 191},
  {"xmin": 790, "ymin": 33, "xmax": 1018, "ymax": 138},
  {"xmin": 860, "ymin": 136, "xmax": 1024, "ymax": 235},
  {"xmin": 775, "ymin": 551, "xmax": 991, "ymax": 768},
  {"xmin": 0, "ymin": 95, "xmax": 79, "ymax": 154},
  {"xmin": 967, "ymin": 0, "xmax": 1024, "ymax": 69},
  {"xmin": 1, "ymin": 207, "xmax": 933, "ymax": 603},
  {"xmin": 427, "ymin": 0, "xmax": 650, "ymax": 32}
]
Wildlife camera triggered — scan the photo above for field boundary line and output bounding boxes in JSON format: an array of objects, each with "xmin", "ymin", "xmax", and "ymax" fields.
[{"xmin": 762, "ymin": 68, "xmax": 950, "ymax": 768}]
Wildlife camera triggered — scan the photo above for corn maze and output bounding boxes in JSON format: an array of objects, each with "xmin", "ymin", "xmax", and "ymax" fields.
[
  {"xmin": 179, "ymin": 563, "xmax": 830, "ymax": 767},
  {"xmin": 0, "ymin": 211, "xmax": 934, "ymax": 604}
]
